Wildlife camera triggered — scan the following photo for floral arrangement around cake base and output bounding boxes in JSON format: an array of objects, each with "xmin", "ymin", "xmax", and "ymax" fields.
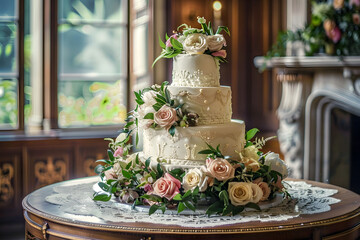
[{"xmin": 93, "ymin": 83, "xmax": 290, "ymax": 216}]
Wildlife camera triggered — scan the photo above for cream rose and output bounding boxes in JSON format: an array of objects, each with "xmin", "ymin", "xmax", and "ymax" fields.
[
  {"xmin": 258, "ymin": 182, "xmax": 271, "ymax": 201},
  {"xmin": 264, "ymin": 152, "xmax": 288, "ymax": 178},
  {"xmin": 207, "ymin": 34, "xmax": 226, "ymax": 52},
  {"xmin": 150, "ymin": 173, "xmax": 181, "ymax": 200},
  {"xmin": 228, "ymin": 182, "xmax": 253, "ymax": 206},
  {"xmin": 142, "ymin": 90, "xmax": 157, "ymax": 107},
  {"xmin": 206, "ymin": 158, "xmax": 235, "ymax": 181},
  {"xmin": 241, "ymin": 157, "xmax": 260, "ymax": 172},
  {"xmin": 182, "ymin": 168, "xmax": 208, "ymax": 192},
  {"xmin": 154, "ymin": 105, "xmax": 178, "ymax": 130},
  {"xmin": 183, "ymin": 33, "xmax": 208, "ymax": 54},
  {"xmin": 240, "ymin": 145, "xmax": 259, "ymax": 160},
  {"xmin": 250, "ymin": 183, "xmax": 263, "ymax": 203}
]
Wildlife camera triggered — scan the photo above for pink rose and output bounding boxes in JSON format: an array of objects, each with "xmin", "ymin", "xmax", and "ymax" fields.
[
  {"xmin": 104, "ymin": 168, "xmax": 117, "ymax": 180},
  {"xmin": 258, "ymin": 182, "xmax": 271, "ymax": 201},
  {"xmin": 166, "ymin": 34, "xmax": 178, "ymax": 47},
  {"xmin": 326, "ymin": 27, "xmax": 341, "ymax": 43},
  {"xmin": 211, "ymin": 49, "xmax": 227, "ymax": 58},
  {"xmin": 353, "ymin": 14, "xmax": 360, "ymax": 25},
  {"xmin": 252, "ymin": 177, "xmax": 263, "ymax": 184},
  {"xmin": 154, "ymin": 105, "xmax": 178, "ymax": 130},
  {"xmin": 150, "ymin": 173, "xmax": 181, "ymax": 200},
  {"xmin": 144, "ymin": 183, "xmax": 153, "ymax": 192},
  {"xmin": 350, "ymin": 0, "xmax": 360, "ymax": 7},
  {"xmin": 113, "ymin": 147, "xmax": 124, "ymax": 157},
  {"xmin": 206, "ymin": 158, "xmax": 235, "ymax": 181}
]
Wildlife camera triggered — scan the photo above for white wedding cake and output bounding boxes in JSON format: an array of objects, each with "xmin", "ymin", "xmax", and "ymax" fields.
[{"xmin": 142, "ymin": 54, "xmax": 245, "ymax": 169}]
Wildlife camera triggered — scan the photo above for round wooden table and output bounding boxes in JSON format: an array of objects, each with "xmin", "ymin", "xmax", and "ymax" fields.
[{"xmin": 23, "ymin": 177, "xmax": 360, "ymax": 240}]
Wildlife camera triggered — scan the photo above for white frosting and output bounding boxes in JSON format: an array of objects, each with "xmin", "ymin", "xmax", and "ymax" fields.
[
  {"xmin": 172, "ymin": 54, "xmax": 220, "ymax": 87},
  {"xmin": 168, "ymin": 86, "xmax": 232, "ymax": 125},
  {"xmin": 142, "ymin": 120, "xmax": 245, "ymax": 169}
]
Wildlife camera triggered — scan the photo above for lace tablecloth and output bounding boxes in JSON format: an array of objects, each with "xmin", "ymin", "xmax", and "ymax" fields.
[{"xmin": 45, "ymin": 180, "xmax": 340, "ymax": 228}]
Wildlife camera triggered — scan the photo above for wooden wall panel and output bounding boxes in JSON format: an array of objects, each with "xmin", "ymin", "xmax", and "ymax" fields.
[{"xmin": 0, "ymin": 147, "xmax": 22, "ymax": 221}]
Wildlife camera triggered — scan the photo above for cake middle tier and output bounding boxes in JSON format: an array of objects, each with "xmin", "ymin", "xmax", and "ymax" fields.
[
  {"xmin": 168, "ymin": 86, "xmax": 232, "ymax": 125},
  {"xmin": 142, "ymin": 120, "xmax": 245, "ymax": 166}
]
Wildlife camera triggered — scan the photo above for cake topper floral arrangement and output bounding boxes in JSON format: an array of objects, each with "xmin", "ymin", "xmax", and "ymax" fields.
[{"xmin": 153, "ymin": 17, "xmax": 230, "ymax": 67}]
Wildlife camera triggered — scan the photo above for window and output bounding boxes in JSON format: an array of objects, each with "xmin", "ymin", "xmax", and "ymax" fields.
[{"xmin": 0, "ymin": 0, "xmax": 153, "ymax": 132}]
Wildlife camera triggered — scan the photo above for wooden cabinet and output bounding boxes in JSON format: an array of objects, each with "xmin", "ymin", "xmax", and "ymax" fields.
[{"xmin": 0, "ymin": 137, "xmax": 110, "ymax": 222}]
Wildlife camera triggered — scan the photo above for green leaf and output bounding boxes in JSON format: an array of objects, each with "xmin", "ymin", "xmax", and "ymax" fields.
[
  {"xmin": 232, "ymin": 205, "xmax": 245, "ymax": 215},
  {"xmin": 143, "ymin": 112, "xmax": 154, "ymax": 120},
  {"xmin": 153, "ymin": 102, "xmax": 164, "ymax": 111},
  {"xmin": 149, "ymin": 204, "xmax": 160, "ymax": 215},
  {"xmin": 192, "ymin": 186, "xmax": 199, "ymax": 197},
  {"xmin": 145, "ymin": 158, "xmax": 151, "ymax": 168},
  {"xmin": 245, "ymin": 202, "xmax": 261, "ymax": 211},
  {"xmin": 182, "ymin": 190, "xmax": 192, "ymax": 200},
  {"xmin": 173, "ymin": 193, "xmax": 182, "ymax": 201},
  {"xmin": 125, "ymin": 160, "xmax": 132, "ymax": 170},
  {"xmin": 198, "ymin": 149, "xmax": 214, "ymax": 155},
  {"xmin": 94, "ymin": 164, "xmax": 104, "ymax": 174},
  {"xmin": 222, "ymin": 204, "xmax": 234, "ymax": 216},
  {"xmin": 107, "ymin": 149, "xmax": 115, "ymax": 161},
  {"xmin": 95, "ymin": 159, "xmax": 112, "ymax": 165},
  {"xmin": 135, "ymin": 154, "xmax": 140, "ymax": 164},
  {"xmin": 184, "ymin": 201, "xmax": 196, "ymax": 212},
  {"xmin": 169, "ymin": 125, "xmax": 176, "ymax": 136},
  {"xmin": 136, "ymin": 132, "xmax": 139, "ymax": 147},
  {"xmin": 157, "ymin": 163, "xmax": 164, "ymax": 177},
  {"xmin": 140, "ymin": 194, "xmax": 162, "ymax": 202},
  {"xmin": 216, "ymin": 26, "xmax": 230, "ymax": 36},
  {"xmin": 177, "ymin": 202, "xmax": 186, "ymax": 213},
  {"xmin": 219, "ymin": 190, "xmax": 229, "ymax": 206},
  {"xmin": 152, "ymin": 52, "xmax": 167, "ymax": 68},
  {"xmin": 122, "ymin": 169, "xmax": 132, "ymax": 179},
  {"xmin": 93, "ymin": 193, "xmax": 111, "ymax": 201},
  {"xmin": 170, "ymin": 37, "xmax": 183, "ymax": 49},
  {"xmin": 158, "ymin": 34, "xmax": 166, "ymax": 48},
  {"xmin": 245, "ymin": 128, "xmax": 259, "ymax": 141},
  {"xmin": 98, "ymin": 182, "xmax": 110, "ymax": 192},
  {"xmin": 206, "ymin": 201, "xmax": 223, "ymax": 216}
]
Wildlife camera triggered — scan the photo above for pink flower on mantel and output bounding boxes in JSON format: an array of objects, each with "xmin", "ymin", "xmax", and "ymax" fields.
[
  {"xmin": 166, "ymin": 34, "xmax": 178, "ymax": 47},
  {"xmin": 149, "ymin": 173, "xmax": 181, "ymax": 200},
  {"xmin": 350, "ymin": 0, "xmax": 360, "ymax": 7},
  {"xmin": 113, "ymin": 147, "xmax": 124, "ymax": 157},
  {"xmin": 353, "ymin": 13, "xmax": 360, "ymax": 25},
  {"xmin": 211, "ymin": 49, "xmax": 227, "ymax": 58},
  {"xmin": 326, "ymin": 27, "xmax": 342, "ymax": 43}
]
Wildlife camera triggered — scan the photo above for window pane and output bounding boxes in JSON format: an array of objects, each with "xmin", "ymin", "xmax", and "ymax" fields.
[
  {"xmin": 58, "ymin": 25, "xmax": 127, "ymax": 75},
  {"xmin": 0, "ymin": 23, "xmax": 17, "ymax": 74},
  {"xmin": 133, "ymin": 24, "xmax": 148, "ymax": 76},
  {"xmin": 59, "ymin": 0, "xmax": 127, "ymax": 23},
  {"xmin": 58, "ymin": 80, "xmax": 127, "ymax": 127},
  {"xmin": 0, "ymin": 0, "xmax": 16, "ymax": 18},
  {"xmin": 0, "ymin": 78, "xmax": 18, "ymax": 129}
]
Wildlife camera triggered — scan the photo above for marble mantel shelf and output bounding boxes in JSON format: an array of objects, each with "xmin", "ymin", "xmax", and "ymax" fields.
[
  {"xmin": 253, "ymin": 56, "xmax": 360, "ymax": 186},
  {"xmin": 254, "ymin": 56, "xmax": 360, "ymax": 70}
]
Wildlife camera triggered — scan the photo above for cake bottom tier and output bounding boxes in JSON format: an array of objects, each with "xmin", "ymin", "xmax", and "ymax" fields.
[{"xmin": 142, "ymin": 120, "xmax": 245, "ymax": 169}]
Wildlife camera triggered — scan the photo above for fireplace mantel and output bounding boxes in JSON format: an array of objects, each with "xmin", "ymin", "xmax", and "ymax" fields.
[{"xmin": 254, "ymin": 56, "xmax": 360, "ymax": 187}]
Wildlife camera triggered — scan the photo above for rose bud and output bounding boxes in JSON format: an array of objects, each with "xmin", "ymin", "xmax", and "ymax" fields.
[{"xmin": 119, "ymin": 189, "xmax": 139, "ymax": 203}]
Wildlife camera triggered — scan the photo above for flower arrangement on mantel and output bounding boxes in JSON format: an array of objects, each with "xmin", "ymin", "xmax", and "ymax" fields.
[
  {"xmin": 93, "ymin": 84, "xmax": 290, "ymax": 216},
  {"xmin": 263, "ymin": 0, "xmax": 360, "ymax": 70}
]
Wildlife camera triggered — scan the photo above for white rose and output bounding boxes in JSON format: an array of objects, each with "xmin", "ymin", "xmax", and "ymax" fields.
[
  {"xmin": 264, "ymin": 152, "xmax": 288, "ymax": 178},
  {"xmin": 183, "ymin": 33, "xmax": 208, "ymax": 54},
  {"xmin": 207, "ymin": 34, "xmax": 225, "ymax": 52},
  {"xmin": 182, "ymin": 168, "xmax": 208, "ymax": 192},
  {"xmin": 142, "ymin": 90, "xmax": 157, "ymax": 108}
]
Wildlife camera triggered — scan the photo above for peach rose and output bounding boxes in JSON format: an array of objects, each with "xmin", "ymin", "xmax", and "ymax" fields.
[
  {"xmin": 228, "ymin": 182, "xmax": 253, "ymax": 206},
  {"xmin": 150, "ymin": 173, "xmax": 181, "ymax": 200},
  {"xmin": 333, "ymin": 0, "xmax": 344, "ymax": 9},
  {"xmin": 154, "ymin": 105, "xmax": 178, "ymax": 130},
  {"xmin": 258, "ymin": 182, "xmax": 271, "ymax": 201},
  {"xmin": 206, "ymin": 158, "xmax": 235, "ymax": 181},
  {"xmin": 104, "ymin": 168, "xmax": 117, "ymax": 180},
  {"xmin": 323, "ymin": 19, "xmax": 335, "ymax": 33},
  {"xmin": 249, "ymin": 183, "xmax": 263, "ymax": 203},
  {"xmin": 353, "ymin": 14, "xmax": 360, "ymax": 25},
  {"xmin": 211, "ymin": 50, "xmax": 227, "ymax": 58}
]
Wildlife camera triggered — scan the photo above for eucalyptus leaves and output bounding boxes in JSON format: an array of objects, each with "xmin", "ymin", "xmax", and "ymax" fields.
[{"xmin": 153, "ymin": 17, "xmax": 230, "ymax": 67}]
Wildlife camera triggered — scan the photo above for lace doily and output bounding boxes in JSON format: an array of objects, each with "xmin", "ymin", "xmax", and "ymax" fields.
[{"xmin": 45, "ymin": 180, "xmax": 340, "ymax": 228}]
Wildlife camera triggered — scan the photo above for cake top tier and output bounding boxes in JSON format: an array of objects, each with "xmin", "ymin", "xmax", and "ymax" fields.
[{"xmin": 153, "ymin": 17, "xmax": 230, "ymax": 87}]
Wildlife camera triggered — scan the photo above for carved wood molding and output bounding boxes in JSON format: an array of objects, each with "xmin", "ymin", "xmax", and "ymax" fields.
[
  {"xmin": 0, "ymin": 163, "xmax": 14, "ymax": 204},
  {"xmin": 34, "ymin": 157, "xmax": 67, "ymax": 189}
]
